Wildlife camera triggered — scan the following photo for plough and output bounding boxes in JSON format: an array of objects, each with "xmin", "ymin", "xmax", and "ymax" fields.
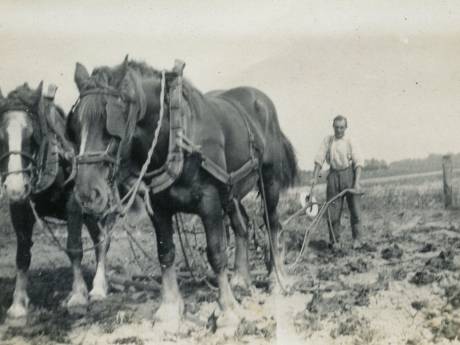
[{"xmin": 282, "ymin": 188, "xmax": 364, "ymax": 269}]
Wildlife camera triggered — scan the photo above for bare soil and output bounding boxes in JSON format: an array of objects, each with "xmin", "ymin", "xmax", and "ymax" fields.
[{"xmin": 1, "ymin": 186, "xmax": 460, "ymax": 344}]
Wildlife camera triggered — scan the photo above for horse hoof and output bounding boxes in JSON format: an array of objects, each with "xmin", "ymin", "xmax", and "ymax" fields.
[
  {"xmin": 6, "ymin": 302, "xmax": 28, "ymax": 320},
  {"xmin": 89, "ymin": 288, "xmax": 108, "ymax": 302},
  {"xmin": 66, "ymin": 293, "xmax": 89, "ymax": 315},
  {"xmin": 268, "ymin": 271, "xmax": 294, "ymax": 294},
  {"xmin": 5, "ymin": 315, "xmax": 27, "ymax": 328},
  {"xmin": 230, "ymin": 273, "xmax": 251, "ymax": 291},
  {"xmin": 6, "ymin": 303, "xmax": 28, "ymax": 327},
  {"xmin": 214, "ymin": 308, "xmax": 241, "ymax": 336},
  {"xmin": 154, "ymin": 300, "xmax": 184, "ymax": 334}
]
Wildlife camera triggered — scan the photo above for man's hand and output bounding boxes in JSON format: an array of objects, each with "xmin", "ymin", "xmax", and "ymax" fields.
[{"xmin": 353, "ymin": 181, "xmax": 362, "ymax": 193}]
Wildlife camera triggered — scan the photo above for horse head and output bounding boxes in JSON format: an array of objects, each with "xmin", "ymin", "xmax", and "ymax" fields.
[
  {"xmin": 0, "ymin": 82, "xmax": 49, "ymax": 202},
  {"xmin": 69, "ymin": 56, "xmax": 150, "ymax": 216}
]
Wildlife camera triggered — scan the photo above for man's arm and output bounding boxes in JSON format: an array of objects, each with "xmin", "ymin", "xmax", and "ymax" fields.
[
  {"xmin": 350, "ymin": 137, "xmax": 363, "ymax": 191},
  {"xmin": 309, "ymin": 136, "xmax": 330, "ymax": 196},
  {"xmin": 311, "ymin": 163, "xmax": 321, "ymax": 186},
  {"xmin": 353, "ymin": 166, "xmax": 362, "ymax": 191}
]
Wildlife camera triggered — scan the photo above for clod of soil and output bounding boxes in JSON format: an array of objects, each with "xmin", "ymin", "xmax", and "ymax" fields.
[
  {"xmin": 352, "ymin": 286, "xmax": 371, "ymax": 307},
  {"xmin": 358, "ymin": 242, "xmax": 378, "ymax": 253},
  {"xmin": 392, "ymin": 268, "xmax": 408, "ymax": 281},
  {"xmin": 418, "ymin": 243, "xmax": 436, "ymax": 253},
  {"xmin": 344, "ymin": 258, "xmax": 370, "ymax": 274},
  {"xmin": 308, "ymin": 239, "xmax": 330, "ymax": 251},
  {"xmin": 431, "ymin": 317, "xmax": 460, "ymax": 341},
  {"xmin": 411, "ymin": 300, "xmax": 427, "ymax": 311},
  {"xmin": 445, "ymin": 287, "xmax": 460, "ymax": 308},
  {"xmin": 317, "ymin": 267, "xmax": 340, "ymax": 281},
  {"xmin": 425, "ymin": 251, "xmax": 455, "ymax": 271},
  {"xmin": 381, "ymin": 244, "xmax": 403, "ymax": 260},
  {"xmin": 409, "ymin": 271, "xmax": 438, "ymax": 286},
  {"xmin": 114, "ymin": 336, "xmax": 144, "ymax": 345},
  {"xmin": 330, "ymin": 315, "xmax": 371, "ymax": 338},
  {"xmin": 306, "ymin": 285, "xmax": 370, "ymax": 317},
  {"xmin": 235, "ymin": 317, "xmax": 276, "ymax": 339}
]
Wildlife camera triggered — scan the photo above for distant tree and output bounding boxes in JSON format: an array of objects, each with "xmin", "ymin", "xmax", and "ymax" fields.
[{"xmin": 364, "ymin": 158, "xmax": 388, "ymax": 171}]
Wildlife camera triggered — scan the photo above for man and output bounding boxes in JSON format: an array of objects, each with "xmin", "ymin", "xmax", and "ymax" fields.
[{"xmin": 310, "ymin": 115, "xmax": 363, "ymax": 248}]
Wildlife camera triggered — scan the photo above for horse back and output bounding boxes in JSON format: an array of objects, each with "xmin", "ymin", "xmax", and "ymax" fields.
[{"xmin": 200, "ymin": 87, "xmax": 281, "ymax": 168}]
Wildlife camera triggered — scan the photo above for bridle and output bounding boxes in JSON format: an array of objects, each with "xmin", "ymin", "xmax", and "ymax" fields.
[
  {"xmin": 72, "ymin": 86, "xmax": 129, "ymax": 185},
  {"xmin": 0, "ymin": 151, "xmax": 36, "ymax": 178},
  {"xmin": 0, "ymin": 107, "xmax": 47, "ymax": 189}
]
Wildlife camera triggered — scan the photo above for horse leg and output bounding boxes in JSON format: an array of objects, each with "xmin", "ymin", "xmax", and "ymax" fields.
[
  {"xmin": 65, "ymin": 197, "xmax": 89, "ymax": 313},
  {"xmin": 260, "ymin": 171, "xmax": 289, "ymax": 291},
  {"xmin": 6, "ymin": 202, "xmax": 34, "ymax": 324},
  {"xmin": 199, "ymin": 186, "xmax": 240, "ymax": 330},
  {"xmin": 86, "ymin": 217, "xmax": 110, "ymax": 301},
  {"xmin": 150, "ymin": 208, "xmax": 184, "ymax": 332},
  {"xmin": 228, "ymin": 199, "xmax": 251, "ymax": 290}
]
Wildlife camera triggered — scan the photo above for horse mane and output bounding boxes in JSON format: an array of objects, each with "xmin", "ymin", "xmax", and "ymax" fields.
[
  {"xmin": 89, "ymin": 59, "xmax": 202, "ymax": 97},
  {"xmin": 2, "ymin": 83, "xmax": 37, "ymax": 109},
  {"xmin": 76, "ymin": 59, "xmax": 206, "ymax": 138},
  {"xmin": 0, "ymin": 83, "xmax": 43, "ymax": 124}
]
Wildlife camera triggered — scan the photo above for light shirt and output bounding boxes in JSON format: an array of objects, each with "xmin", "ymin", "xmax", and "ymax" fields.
[{"xmin": 314, "ymin": 134, "xmax": 363, "ymax": 170}]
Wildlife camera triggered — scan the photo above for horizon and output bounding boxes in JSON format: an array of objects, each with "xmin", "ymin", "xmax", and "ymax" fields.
[{"xmin": 1, "ymin": 1, "xmax": 459, "ymax": 169}]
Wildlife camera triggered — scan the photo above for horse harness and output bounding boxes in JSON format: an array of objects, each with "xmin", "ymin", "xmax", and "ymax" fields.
[
  {"xmin": 73, "ymin": 61, "xmax": 261, "ymax": 202},
  {"xmin": 71, "ymin": 86, "xmax": 135, "ymax": 185},
  {"xmin": 0, "ymin": 91, "xmax": 61, "ymax": 194},
  {"xmin": 143, "ymin": 61, "xmax": 261, "ymax": 200}
]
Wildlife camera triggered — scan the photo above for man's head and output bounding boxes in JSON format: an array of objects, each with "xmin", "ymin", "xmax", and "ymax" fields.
[{"xmin": 333, "ymin": 115, "xmax": 347, "ymax": 139}]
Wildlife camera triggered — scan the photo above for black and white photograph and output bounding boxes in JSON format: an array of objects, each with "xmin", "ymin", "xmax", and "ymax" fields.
[{"xmin": 1, "ymin": 1, "xmax": 460, "ymax": 344}]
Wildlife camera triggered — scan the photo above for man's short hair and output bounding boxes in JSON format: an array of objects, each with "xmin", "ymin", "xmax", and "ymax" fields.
[{"xmin": 333, "ymin": 115, "xmax": 348, "ymax": 127}]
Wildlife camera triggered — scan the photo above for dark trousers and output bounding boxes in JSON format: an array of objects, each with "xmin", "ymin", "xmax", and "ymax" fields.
[{"xmin": 326, "ymin": 167, "xmax": 361, "ymax": 243}]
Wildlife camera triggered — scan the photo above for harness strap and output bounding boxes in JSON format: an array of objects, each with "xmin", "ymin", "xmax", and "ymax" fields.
[
  {"xmin": 221, "ymin": 96, "xmax": 259, "ymax": 161},
  {"xmin": 147, "ymin": 62, "xmax": 186, "ymax": 193},
  {"xmin": 0, "ymin": 151, "xmax": 36, "ymax": 165},
  {"xmin": 179, "ymin": 97, "xmax": 260, "ymax": 189},
  {"xmin": 76, "ymin": 153, "xmax": 117, "ymax": 165},
  {"xmin": 133, "ymin": 60, "xmax": 260, "ymax": 195}
]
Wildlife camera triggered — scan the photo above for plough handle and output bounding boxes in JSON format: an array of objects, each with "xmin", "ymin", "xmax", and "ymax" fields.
[{"xmin": 282, "ymin": 188, "xmax": 363, "ymax": 227}]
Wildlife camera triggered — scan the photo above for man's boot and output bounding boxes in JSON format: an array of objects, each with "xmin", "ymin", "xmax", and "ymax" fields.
[
  {"xmin": 351, "ymin": 222, "xmax": 363, "ymax": 249},
  {"xmin": 328, "ymin": 221, "xmax": 342, "ymax": 250}
]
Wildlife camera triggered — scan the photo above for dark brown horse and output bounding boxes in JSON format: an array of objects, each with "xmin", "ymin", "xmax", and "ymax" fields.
[
  {"xmin": 0, "ymin": 83, "xmax": 108, "ymax": 324},
  {"xmin": 68, "ymin": 58, "xmax": 298, "ymax": 330}
]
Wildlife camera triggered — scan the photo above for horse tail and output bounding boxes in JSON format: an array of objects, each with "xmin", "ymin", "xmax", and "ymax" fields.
[{"xmin": 277, "ymin": 130, "xmax": 299, "ymax": 189}]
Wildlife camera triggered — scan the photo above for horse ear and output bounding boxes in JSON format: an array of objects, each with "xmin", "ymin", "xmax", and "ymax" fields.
[
  {"xmin": 172, "ymin": 59, "xmax": 186, "ymax": 76},
  {"xmin": 113, "ymin": 55, "xmax": 129, "ymax": 87},
  {"xmin": 74, "ymin": 62, "xmax": 90, "ymax": 91},
  {"xmin": 119, "ymin": 55, "xmax": 129, "ymax": 77},
  {"xmin": 33, "ymin": 81, "xmax": 44, "ymax": 105}
]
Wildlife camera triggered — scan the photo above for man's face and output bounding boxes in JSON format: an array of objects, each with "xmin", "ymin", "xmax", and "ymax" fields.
[{"xmin": 333, "ymin": 119, "xmax": 347, "ymax": 139}]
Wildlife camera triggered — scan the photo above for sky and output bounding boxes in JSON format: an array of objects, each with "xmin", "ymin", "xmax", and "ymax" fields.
[{"xmin": 1, "ymin": 0, "xmax": 460, "ymax": 170}]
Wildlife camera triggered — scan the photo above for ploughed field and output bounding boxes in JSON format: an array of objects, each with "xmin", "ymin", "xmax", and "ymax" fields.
[{"xmin": 1, "ymin": 172, "xmax": 460, "ymax": 345}]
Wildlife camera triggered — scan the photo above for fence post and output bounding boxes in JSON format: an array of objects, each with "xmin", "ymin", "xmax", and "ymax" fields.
[{"xmin": 442, "ymin": 154, "xmax": 453, "ymax": 209}]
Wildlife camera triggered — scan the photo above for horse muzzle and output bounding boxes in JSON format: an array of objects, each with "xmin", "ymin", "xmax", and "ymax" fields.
[
  {"xmin": 74, "ymin": 184, "xmax": 110, "ymax": 216},
  {"xmin": 3, "ymin": 174, "xmax": 32, "ymax": 202}
]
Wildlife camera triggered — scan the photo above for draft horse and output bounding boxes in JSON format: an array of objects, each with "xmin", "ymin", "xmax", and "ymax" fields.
[
  {"xmin": 0, "ymin": 83, "xmax": 85, "ymax": 322},
  {"xmin": 67, "ymin": 57, "xmax": 298, "ymax": 329},
  {"xmin": 0, "ymin": 82, "xmax": 114, "ymax": 324}
]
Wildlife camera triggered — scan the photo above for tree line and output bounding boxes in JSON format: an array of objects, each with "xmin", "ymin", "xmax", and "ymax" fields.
[{"xmin": 296, "ymin": 152, "xmax": 460, "ymax": 186}]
